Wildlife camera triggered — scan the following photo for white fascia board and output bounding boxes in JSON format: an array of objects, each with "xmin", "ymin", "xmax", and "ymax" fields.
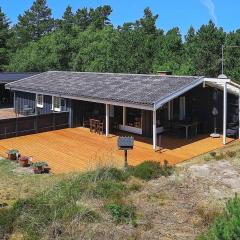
[
  {"xmin": 153, "ymin": 77, "xmax": 204, "ymax": 111},
  {"xmin": 7, "ymin": 88, "xmax": 154, "ymax": 111},
  {"xmin": 204, "ymin": 78, "xmax": 231, "ymax": 83},
  {"xmin": 206, "ymin": 81, "xmax": 240, "ymax": 96}
]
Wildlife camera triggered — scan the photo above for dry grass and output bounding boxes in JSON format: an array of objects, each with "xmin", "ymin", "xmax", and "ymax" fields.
[{"xmin": 0, "ymin": 158, "xmax": 69, "ymax": 206}]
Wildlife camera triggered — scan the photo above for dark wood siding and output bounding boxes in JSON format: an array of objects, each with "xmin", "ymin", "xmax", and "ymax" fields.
[
  {"xmin": 142, "ymin": 110, "xmax": 152, "ymax": 137},
  {"xmin": 15, "ymin": 91, "xmax": 72, "ymax": 118}
]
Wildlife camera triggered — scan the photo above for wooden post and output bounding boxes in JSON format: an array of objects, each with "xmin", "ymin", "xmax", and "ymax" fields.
[
  {"xmin": 53, "ymin": 113, "xmax": 56, "ymax": 130},
  {"xmin": 124, "ymin": 150, "xmax": 128, "ymax": 169},
  {"xmin": 153, "ymin": 110, "xmax": 157, "ymax": 150},
  {"xmin": 168, "ymin": 101, "xmax": 171, "ymax": 120},
  {"xmin": 223, "ymin": 82, "xmax": 227, "ymax": 145},
  {"xmin": 106, "ymin": 104, "xmax": 109, "ymax": 137},
  {"xmin": 123, "ymin": 106, "xmax": 126, "ymax": 126}
]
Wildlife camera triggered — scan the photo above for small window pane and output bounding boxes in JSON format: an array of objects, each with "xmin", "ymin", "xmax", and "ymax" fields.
[
  {"xmin": 36, "ymin": 94, "xmax": 43, "ymax": 107},
  {"xmin": 53, "ymin": 96, "xmax": 61, "ymax": 111}
]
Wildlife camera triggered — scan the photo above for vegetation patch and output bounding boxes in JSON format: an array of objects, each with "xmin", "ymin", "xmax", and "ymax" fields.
[
  {"xmin": 106, "ymin": 202, "xmax": 136, "ymax": 224},
  {"xmin": 128, "ymin": 160, "xmax": 174, "ymax": 180},
  {"xmin": 198, "ymin": 195, "xmax": 240, "ymax": 239}
]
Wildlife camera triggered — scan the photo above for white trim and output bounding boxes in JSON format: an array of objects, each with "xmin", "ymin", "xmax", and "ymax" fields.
[
  {"xmin": 106, "ymin": 104, "xmax": 109, "ymax": 137},
  {"xmin": 206, "ymin": 81, "xmax": 240, "ymax": 96},
  {"xmin": 154, "ymin": 77, "xmax": 204, "ymax": 110},
  {"xmin": 223, "ymin": 82, "xmax": 227, "ymax": 145},
  {"xmin": 36, "ymin": 94, "xmax": 44, "ymax": 108},
  {"xmin": 153, "ymin": 110, "xmax": 157, "ymax": 150},
  {"xmin": 119, "ymin": 124, "xmax": 142, "ymax": 135},
  {"xmin": 204, "ymin": 78, "xmax": 231, "ymax": 83},
  {"xmin": 52, "ymin": 96, "xmax": 61, "ymax": 112}
]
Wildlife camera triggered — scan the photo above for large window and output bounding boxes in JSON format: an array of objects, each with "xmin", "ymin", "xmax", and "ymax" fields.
[
  {"xmin": 36, "ymin": 94, "xmax": 43, "ymax": 108},
  {"xmin": 126, "ymin": 108, "xmax": 142, "ymax": 128},
  {"xmin": 52, "ymin": 96, "xmax": 61, "ymax": 112}
]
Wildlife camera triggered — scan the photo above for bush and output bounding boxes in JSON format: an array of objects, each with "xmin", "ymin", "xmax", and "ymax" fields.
[
  {"xmin": 209, "ymin": 152, "xmax": 216, "ymax": 158},
  {"xmin": 198, "ymin": 195, "xmax": 240, "ymax": 240},
  {"xmin": 106, "ymin": 202, "xmax": 136, "ymax": 224},
  {"xmin": 226, "ymin": 151, "xmax": 236, "ymax": 158},
  {"xmin": 129, "ymin": 160, "xmax": 174, "ymax": 180}
]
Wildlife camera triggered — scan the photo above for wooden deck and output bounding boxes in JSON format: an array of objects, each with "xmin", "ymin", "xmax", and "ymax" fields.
[{"xmin": 0, "ymin": 127, "xmax": 235, "ymax": 174}]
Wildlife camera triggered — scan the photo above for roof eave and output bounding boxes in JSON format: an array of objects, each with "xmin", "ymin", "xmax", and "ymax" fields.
[
  {"xmin": 7, "ymin": 86, "xmax": 154, "ymax": 111},
  {"xmin": 153, "ymin": 77, "xmax": 205, "ymax": 110}
]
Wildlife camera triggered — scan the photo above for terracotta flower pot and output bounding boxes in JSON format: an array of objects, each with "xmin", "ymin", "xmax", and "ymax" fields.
[
  {"xmin": 33, "ymin": 166, "xmax": 43, "ymax": 174},
  {"xmin": 8, "ymin": 153, "xmax": 17, "ymax": 160},
  {"xmin": 19, "ymin": 156, "xmax": 29, "ymax": 167}
]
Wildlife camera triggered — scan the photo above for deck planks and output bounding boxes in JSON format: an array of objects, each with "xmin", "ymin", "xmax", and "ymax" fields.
[{"xmin": 0, "ymin": 127, "xmax": 235, "ymax": 174}]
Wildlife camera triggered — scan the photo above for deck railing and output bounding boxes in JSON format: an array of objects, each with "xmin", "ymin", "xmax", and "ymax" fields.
[{"xmin": 0, "ymin": 111, "xmax": 69, "ymax": 139}]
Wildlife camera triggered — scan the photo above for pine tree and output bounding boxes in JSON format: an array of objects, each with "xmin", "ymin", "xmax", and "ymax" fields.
[
  {"xmin": 60, "ymin": 5, "xmax": 75, "ymax": 33},
  {"xmin": 0, "ymin": 7, "xmax": 10, "ymax": 71},
  {"xmin": 15, "ymin": 0, "xmax": 54, "ymax": 44}
]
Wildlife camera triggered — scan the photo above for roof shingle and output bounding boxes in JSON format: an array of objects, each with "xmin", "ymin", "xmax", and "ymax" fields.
[
  {"xmin": 0, "ymin": 72, "xmax": 40, "ymax": 84},
  {"xmin": 6, "ymin": 71, "xmax": 203, "ymax": 107}
]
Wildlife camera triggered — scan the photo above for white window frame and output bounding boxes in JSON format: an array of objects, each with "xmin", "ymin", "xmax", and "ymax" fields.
[
  {"xmin": 52, "ymin": 96, "xmax": 61, "ymax": 112},
  {"xmin": 36, "ymin": 94, "xmax": 44, "ymax": 108}
]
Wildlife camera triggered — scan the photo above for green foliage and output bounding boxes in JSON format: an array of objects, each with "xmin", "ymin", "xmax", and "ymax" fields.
[
  {"xmin": 1, "ymin": 4, "xmax": 240, "ymax": 81},
  {"xmin": 14, "ymin": 0, "xmax": 54, "ymax": 45},
  {"xmin": 0, "ymin": 167, "xmax": 126, "ymax": 239},
  {"xmin": 0, "ymin": 7, "xmax": 10, "ymax": 70},
  {"xmin": 6, "ymin": 149, "xmax": 19, "ymax": 155},
  {"xmin": 198, "ymin": 195, "xmax": 240, "ymax": 240},
  {"xmin": 32, "ymin": 161, "xmax": 48, "ymax": 168},
  {"xmin": 106, "ymin": 202, "xmax": 136, "ymax": 223},
  {"xmin": 129, "ymin": 160, "xmax": 174, "ymax": 180}
]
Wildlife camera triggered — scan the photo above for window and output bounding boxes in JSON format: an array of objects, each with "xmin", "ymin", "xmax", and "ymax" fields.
[
  {"xmin": 52, "ymin": 96, "xmax": 61, "ymax": 112},
  {"xmin": 36, "ymin": 94, "xmax": 43, "ymax": 108}
]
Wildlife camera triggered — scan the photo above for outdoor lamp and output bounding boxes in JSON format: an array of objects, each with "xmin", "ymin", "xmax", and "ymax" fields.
[{"xmin": 210, "ymin": 107, "xmax": 220, "ymax": 138}]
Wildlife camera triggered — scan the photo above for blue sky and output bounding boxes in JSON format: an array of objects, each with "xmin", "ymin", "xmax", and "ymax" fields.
[{"xmin": 1, "ymin": 0, "xmax": 239, "ymax": 35}]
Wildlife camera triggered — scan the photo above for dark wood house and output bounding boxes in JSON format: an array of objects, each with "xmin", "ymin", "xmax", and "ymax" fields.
[
  {"xmin": 0, "ymin": 73, "xmax": 39, "ymax": 108},
  {"xmin": 5, "ymin": 71, "xmax": 240, "ymax": 149}
]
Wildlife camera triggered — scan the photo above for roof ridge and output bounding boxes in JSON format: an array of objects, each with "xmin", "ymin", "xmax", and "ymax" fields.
[{"xmin": 47, "ymin": 70, "xmax": 203, "ymax": 79}]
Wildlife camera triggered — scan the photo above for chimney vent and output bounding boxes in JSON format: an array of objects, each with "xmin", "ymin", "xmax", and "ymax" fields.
[{"xmin": 157, "ymin": 71, "xmax": 172, "ymax": 76}]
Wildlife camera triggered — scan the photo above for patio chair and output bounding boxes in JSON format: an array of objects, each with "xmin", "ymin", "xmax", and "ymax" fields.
[
  {"xmin": 90, "ymin": 119, "xmax": 96, "ymax": 133},
  {"xmin": 97, "ymin": 121, "xmax": 104, "ymax": 135}
]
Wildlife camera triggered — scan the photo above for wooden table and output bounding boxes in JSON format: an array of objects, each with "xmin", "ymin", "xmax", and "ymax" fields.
[{"xmin": 177, "ymin": 122, "xmax": 198, "ymax": 139}]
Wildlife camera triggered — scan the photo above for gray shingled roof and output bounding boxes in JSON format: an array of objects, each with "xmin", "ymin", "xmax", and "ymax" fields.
[
  {"xmin": 6, "ymin": 71, "xmax": 203, "ymax": 108},
  {"xmin": 0, "ymin": 72, "xmax": 40, "ymax": 84}
]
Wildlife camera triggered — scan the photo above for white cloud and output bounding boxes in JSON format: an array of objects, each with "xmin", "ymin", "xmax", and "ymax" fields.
[{"xmin": 201, "ymin": 0, "xmax": 217, "ymax": 23}]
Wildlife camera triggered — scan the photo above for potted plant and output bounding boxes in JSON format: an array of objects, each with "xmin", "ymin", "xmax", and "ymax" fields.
[
  {"xmin": 6, "ymin": 149, "xmax": 19, "ymax": 160},
  {"xmin": 18, "ymin": 156, "xmax": 30, "ymax": 167},
  {"xmin": 32, "ymin": 162, "xmax": 50, "ymax": 174}
]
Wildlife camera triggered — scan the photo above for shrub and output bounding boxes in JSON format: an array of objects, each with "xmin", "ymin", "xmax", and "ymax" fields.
[
  {"xmin": 198, "ymin": 195, "xmax": 240, "ymax": 240},
  {"xmin": 209, "ymin": 152, "xmax": 216, "ymax": 158},
  {"xmin": 226, "ymin": 151, "xmax": 236, "ymax": 158},
  {"xmin": 93, "ymin": 180, "xmax": 127, "ymax": 199},
  {"xmin": 80, "ymin": 167, "xmax": 128, "ymax": 183},
  {"xmin": 106, "ymin": 202, "xmax": 136, "ymax": 224},
  {"xmin": 214, "ymin": 153, "xmax": 224, "ymax": 161},
  {"xmin": 129, "ymin": 160, "xmax": 173, "ymax": 180}
]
